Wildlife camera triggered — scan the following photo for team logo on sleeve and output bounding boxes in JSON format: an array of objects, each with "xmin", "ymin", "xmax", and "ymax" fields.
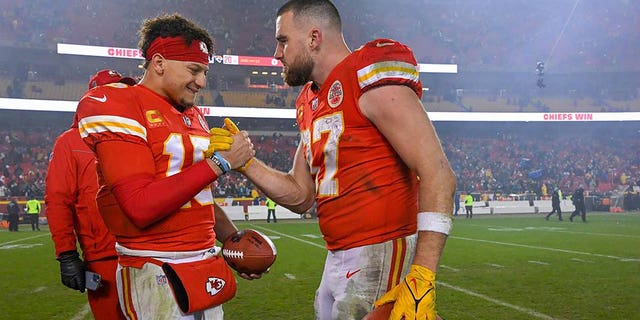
[{"xmin": 327, "ymin": 80, "xmax": 343, "ymax": 109}]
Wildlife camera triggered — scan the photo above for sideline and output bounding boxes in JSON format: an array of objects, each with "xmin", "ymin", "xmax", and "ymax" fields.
[{"xmin": 254, "ymin": 224, "xmax": 559, "ymax": 319}]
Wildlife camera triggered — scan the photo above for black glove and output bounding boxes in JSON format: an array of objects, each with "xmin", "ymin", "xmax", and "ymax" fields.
[{"xmin": 57, "ymin": 251, "xmax": 86, "ymax": 293}]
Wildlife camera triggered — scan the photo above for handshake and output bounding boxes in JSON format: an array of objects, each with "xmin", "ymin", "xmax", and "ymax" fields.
[{"xmin": 205, "ymin": 118, "xmax": 255, "ymax": 174}]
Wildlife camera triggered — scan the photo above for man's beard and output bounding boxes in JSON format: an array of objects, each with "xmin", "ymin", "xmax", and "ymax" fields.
[{"xmin": 283, "ymin": 51, "xmax": 314, "ymax": 87}]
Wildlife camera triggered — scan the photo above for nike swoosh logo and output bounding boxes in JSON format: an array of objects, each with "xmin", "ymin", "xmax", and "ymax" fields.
[
  {"xmin": 346, "ymin": 269, "xmax": 361, "ymax": 279},
  {"xmin": 410, "ymin": 278, "xmax": 418, "ymax": 292},
  {"xmin": 376, "ymin": 42, "xmax": 395, "ymax": 47},
  {"xmin": 88, "ymin": 95, "xmax": 107, "ymax": 103}
]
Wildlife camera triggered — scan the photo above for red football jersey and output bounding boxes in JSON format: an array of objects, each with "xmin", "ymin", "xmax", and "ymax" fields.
[
  {"xmin": 296, "ymin": 39, "xmax": 422, "ymax": 250},
  {"xmin": 45, "ymin": 127, "xmax": 117, "ymax": 261},
  {"xmin": 76, "ymin": 84, "xmax": 216, "ymax": 252}
]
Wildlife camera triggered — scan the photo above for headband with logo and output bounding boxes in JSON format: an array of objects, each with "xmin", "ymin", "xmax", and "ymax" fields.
[{"xmin": 146, "ymin": 36, "xmax": 209, "ymax": 65}]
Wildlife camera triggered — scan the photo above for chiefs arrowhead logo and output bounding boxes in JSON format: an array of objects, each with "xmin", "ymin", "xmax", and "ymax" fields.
[{"xmin": 206, "ymin": 277, "xmax": 226, "ymax": 296}]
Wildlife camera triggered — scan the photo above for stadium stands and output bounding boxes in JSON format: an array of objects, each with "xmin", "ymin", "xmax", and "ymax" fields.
[{"xmin": 1, "ymin": 1, "xmax": 639, "ymax": 211}]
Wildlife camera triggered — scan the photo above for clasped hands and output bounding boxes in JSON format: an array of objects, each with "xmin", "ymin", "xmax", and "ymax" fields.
[{"xmin": 205, "ymin": 118, "xmax": 254, "ymax": 171}]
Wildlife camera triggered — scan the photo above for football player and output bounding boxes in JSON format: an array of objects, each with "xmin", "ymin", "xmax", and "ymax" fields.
[
  {"xmin": 75, "ymin": 14, "xmax": 255, "ymax": 319},
  {"xmin": 46, "ymin": 69, "xmax": 136, "ymax": 320},
  {"xmin": 215, "ymin": 1, "xmax": 456, "ymax": 319}
]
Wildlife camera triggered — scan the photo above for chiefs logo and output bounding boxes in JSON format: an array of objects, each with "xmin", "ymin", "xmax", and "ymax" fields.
[
  {"xmin": 327, "ymin": 80, "xmax": 343, "ymax": 108},
  {"xmin": 199, "ymin": 41, "xmax": 209, "ymax": 54},
  {"xmin": 206, "ymin": 277, "xmax": 226, "ymax": 296}
]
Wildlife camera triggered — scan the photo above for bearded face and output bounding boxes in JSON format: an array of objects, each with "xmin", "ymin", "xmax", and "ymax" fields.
[{"xmin": 282, "ymin": 48, "xmax": 314, "ymax": 87}]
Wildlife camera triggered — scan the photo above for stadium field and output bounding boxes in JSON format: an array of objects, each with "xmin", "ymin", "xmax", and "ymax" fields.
[{"xmin": 1, "ymin": 212, "xmax": 638, "ymax": 319}]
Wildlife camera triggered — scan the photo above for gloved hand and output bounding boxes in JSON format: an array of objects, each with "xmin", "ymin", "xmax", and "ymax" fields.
[
  {"xmin": 223, "ymin": 118, "xmax": 253, "ymax": 171},
  {"xmin": 374, "ymin": 264, "xmax": 437, "ymax": 320},
  {"xmin": 204, "ymin": 127, "xmax": 234, "ymax": 159},
  {"xmin": 57, "ymin": 251, "xmax": 86, "ymax": 293}
]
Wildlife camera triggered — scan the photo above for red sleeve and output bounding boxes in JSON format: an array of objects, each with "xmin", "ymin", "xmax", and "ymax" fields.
[
  {"xmin": 45, "ymin": 130, "xmax": 80, "ymax": 257},
  {"xmin": 76, "ymin": 86, "xmax": 147, "ymax": 153},
  {"xmin": 356, "ymin": 39, "xmax": 422, "ymax": 98},
  {"xmin": 97, "ymin": 141, "xmax": 218, "ymax": 229}
]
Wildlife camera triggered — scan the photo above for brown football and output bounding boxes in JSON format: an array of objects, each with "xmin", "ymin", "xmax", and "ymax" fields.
[
  {"xmin": 363, "ymin": 302, "xmax": 444, "ymax": 320},
  {"xmin": 222, "ymin": 229, "xmax": 277, "ymax": 274}
]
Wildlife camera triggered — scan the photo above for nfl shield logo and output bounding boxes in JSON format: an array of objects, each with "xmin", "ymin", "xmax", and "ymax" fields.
[{"xmin": 156, "ymin": 274, "xmax": 168, "ymax": 286}]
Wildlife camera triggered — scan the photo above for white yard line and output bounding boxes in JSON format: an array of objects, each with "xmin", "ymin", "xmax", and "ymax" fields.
[
  {"xmin": 70, "ymin": 303, "xmax": 90, "ymax": 320},
  {"xmin": 485, "ymin": 263, "xmax": 504, "ymax": 268},
  {"xmin": 439, "ymin": 265, "xmax": 460, "ymax": 272},
  {"xmin": 451, "ymin": 236, "xmax": 638, "ymax": 262},
  {"xmin": 466, "ymin": 223, "xmax": 640, "ymax": 239},
  {"xmin": 437, "ymin": 282, "xmax": 558, "ymax": 320},
  {"xmin": 258, "ymin": 224, "xmax": 560, "ymax": 319},
  {"xmin": 570, "ymin": 258, "xmax": 594, "ymax": 263},
  {"xmin": 0, "ymin": 233, "xmax": 49, "ymax": 246},
  {"xmin": 251, "ymin": 224, "xmax": 325, "ymax": 249}
]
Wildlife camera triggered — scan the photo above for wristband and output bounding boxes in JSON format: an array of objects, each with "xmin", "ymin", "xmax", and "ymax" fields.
[
  {"xmin": 417, "ymin": 212, "xmax": 452, "ymax": 235},
  {"xmin": 210, "ymin": 151, "xmax": 231, "ymax": 174},
  {"xmin": 238, "ymin": 157, "xmax": 254, "ymax": 172}
]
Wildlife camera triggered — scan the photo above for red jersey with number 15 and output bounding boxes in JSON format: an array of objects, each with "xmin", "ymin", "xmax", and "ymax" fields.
[
  {"xmin": 296, "ymin": 39, "xmax": 422, "ymax": 250},
  {"xmin": 76, "ymin": 84, "xmax": 215, "ymax": 252}
]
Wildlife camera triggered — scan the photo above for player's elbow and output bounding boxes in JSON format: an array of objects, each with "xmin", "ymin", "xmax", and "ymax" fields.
[
  {"xmin": 286, "ymin": 199, "xmax": 315, "ymax": 214},
  {"xmin": 127, "ymin": 213, "xmax": 155, "ymax": 229}
]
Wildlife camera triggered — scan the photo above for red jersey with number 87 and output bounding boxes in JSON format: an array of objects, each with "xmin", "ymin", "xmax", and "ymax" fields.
[{"xmin": 296, "ymin": 39, "xmax": 422, "ymax": 250}]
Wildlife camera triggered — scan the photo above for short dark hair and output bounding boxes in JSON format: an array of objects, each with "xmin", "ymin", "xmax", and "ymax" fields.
[
  {"xmin": 138, "ymin": 13, "xmax": 214, "ymax": 68},
  {"xmin": 277, "ymin": 0, "xmax": 342, "ymax": 30}
]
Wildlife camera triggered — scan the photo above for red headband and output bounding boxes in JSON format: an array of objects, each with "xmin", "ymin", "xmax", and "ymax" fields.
[{"xmin": 146, "ymin": 36, "xmax": 209, "ymax": 65}]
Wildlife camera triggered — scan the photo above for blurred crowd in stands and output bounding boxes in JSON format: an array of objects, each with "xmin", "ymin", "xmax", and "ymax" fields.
[
  {"xmin": 1, "ymin": 121, "xmax": 638, "ymax": 201},
  {"xmin": 1, "ymin": 1, "xmax": 639, "ymax": 203},
  {"xmin": 1, "ymin": 0, "xmax": 638, "ymax": 72},
  {"xmin": 1, "ymin": 1, "xmax": 640, "ymax": 111}
]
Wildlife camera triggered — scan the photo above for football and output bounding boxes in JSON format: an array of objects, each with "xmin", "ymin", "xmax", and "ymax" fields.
[
  {"xmin": 363, "ymin": 302, "xmax": 444, "ymax": 320},
  {"xmin": 222, "ymin": 229, "xmax": 277, "ymax": 274}
]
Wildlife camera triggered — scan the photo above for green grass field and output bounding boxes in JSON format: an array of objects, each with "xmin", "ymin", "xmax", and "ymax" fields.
[{"xmin": 1, "ymin": 212, "xmax": 639, "ymax": 319}]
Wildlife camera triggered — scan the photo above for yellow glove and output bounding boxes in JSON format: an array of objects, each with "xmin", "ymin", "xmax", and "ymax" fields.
[
  {"xmin": 223, "ymin": 118, "xmax": 253, "ymax": 171},
  {"xmin": 204, "ymin": 127, "xmax": 233, "ymax": 159},
  {"xmin": 374, "ymin": 264, "xmax": 437, "ymax": 320}
]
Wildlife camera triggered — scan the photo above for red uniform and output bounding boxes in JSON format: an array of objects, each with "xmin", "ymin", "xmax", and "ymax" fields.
[
  {"xmin": 75, "ymin": 84, "xmax": 216, "ymax": 252},
  {"xmin": 296, "ymin": 39, "xmax": 422, "ymax": 250},
  {"xmin": 45, "ymin": 127, "xmax": 123, "ymax": 320}
]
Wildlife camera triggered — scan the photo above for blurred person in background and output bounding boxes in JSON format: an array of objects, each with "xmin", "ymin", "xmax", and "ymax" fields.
[
  {"xmin": 545, "ymin": 187, "xmax": 563, "ymax": 221},
  {"xmin": 454, "ymin": 191, "xmax": 460, "ymax": 216},
  {"xmin": 215, "ymin": 1, "xmax": 455, "ymax": 319},
  {"xmin": 569, "ymin": 185, "xmax": 586, "ymax": 222},
  {"xmin": 25, "ymin": 196, "xmax": 41, "ymax": 231},
  {"xmin": 265, "ymin": 197, "xmax": 277, "ymax": 223},
  {"xmin": 464, "ymin": 193, "xmax": 473, "ymax": 218},
  {"xmin": 7, "ymin": 196, "xmax": 20, "ymax": 231},
  {"xmin": 45, "ymin": 69, "xmax": 136, "ymax": 320}
]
